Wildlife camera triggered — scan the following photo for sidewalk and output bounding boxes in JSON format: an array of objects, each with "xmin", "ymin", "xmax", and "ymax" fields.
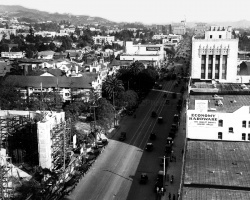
[{"xmin": 163, "ymin": 86, "xmax": 188, "ymax": 200}]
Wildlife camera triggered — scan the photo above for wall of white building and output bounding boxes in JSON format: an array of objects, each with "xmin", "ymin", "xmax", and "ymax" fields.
[
  {"xmin": 191, "ymin": 38, "xmax": 238, "ymax": 82},
  {"xmin": 37, "ymin": 111, "xmax": 65, "ymax": 169},
  {"xmin": 187, "ymin": 106, "xmax": 250, "ymax": 141},
  {"xmin": 124, "ymin": 41, "xmax": 165, "ymax": 61}
]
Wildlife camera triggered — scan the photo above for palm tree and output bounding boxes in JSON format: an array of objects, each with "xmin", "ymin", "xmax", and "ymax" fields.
[
  {"xmin": 102, "ymin": 75, "xmax": 124, "ymax": 126},
  {"xmin": 102, "ymin": 75, "xmax": 124, "ymax": 100}
]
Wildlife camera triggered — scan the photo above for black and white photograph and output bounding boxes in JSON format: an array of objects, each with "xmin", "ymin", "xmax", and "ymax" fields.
[{"xmin": 0, "ymin": 0, "xmax": 249, "ymax": 199}]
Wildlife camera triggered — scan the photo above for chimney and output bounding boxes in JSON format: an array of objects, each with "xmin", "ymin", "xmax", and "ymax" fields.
[{"xmin": 75, "ymin": 65, "xmax": 78, "ymax": 74}]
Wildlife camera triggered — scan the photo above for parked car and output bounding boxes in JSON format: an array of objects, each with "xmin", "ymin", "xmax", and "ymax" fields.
[
  {"xmin": 150, "ymin": 132, "xmax": 156, "ymax": 140},
  {"xmin": 140, "ymin": 173, "xmax": 148, "ymax": 184},
  {"xmin": 158, "ymin": 117, "xmax": 163, "ymax": 123},
  {"xmin": 151, "ymin": 111, "xmax": 157, "ymax": 118},
  {"xmin": 145, "ymin": 143, "xmax": 154, "ymax": 151},
  {"xmin": 154, "ymin": 170, "xmax": 165, "ymax": 192},
  {"xmin": 173, "ymin": 114, "xmax": 179, "ymax": 122},
  {"xmin": 119, "ymin": 132, "xmax": 127, "ymax": 141}
]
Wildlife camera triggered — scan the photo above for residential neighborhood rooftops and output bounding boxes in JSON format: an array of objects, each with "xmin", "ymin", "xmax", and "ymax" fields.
[{"xmin": 184, "ymin": 140, "xmax": 250, "ymax": 188}]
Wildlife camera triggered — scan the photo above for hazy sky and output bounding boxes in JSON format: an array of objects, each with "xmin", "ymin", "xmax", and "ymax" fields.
[{"xmin": 1, "ymin": 0, "xmax": 250, "ymax": 24}]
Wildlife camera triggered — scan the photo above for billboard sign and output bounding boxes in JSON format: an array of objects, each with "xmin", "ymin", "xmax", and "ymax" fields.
[
  {"xmin": 188, "ymin": 112, "xmax": 218, "ymax": 127},
  {"xmin": 195, "ymin": 100, "xmax": 208, "ymax": 112},
  {"xmin": 146, "ymin": 47, "xmax": 160, "ymax": 51}
]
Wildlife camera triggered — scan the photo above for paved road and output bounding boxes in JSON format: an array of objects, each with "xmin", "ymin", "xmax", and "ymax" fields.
[
  {"xmin": 68, "ymin": 78, "xmax": 183, "ymax": 200},
  {"xmin": 68, "ymin": 38, "xmax": 191, "ymax": 200}
]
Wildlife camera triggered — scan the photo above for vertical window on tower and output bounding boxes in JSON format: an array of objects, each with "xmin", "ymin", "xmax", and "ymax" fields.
[
  {"xmin": 208, "ymin": 55, "xmax": 213, "ymax": 79},
  {"xmin": 222, "ymin": 55, "xmax": 227, "ymax": 79},
  {"xmin": 242, "ymin": 133, "xmax": 246, "ymax": 140},
  {"xmin": 201, "ymin": 55, "xmax": 206, "ymax": 79},
  {"xmin": 215, "ymin": 55, "xmax": 220, "ymax": 79}
]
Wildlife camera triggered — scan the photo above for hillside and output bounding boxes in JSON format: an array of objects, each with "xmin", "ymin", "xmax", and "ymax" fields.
[{"xmin": 0, "ymin": 5, "xmax": 115, "ymax": 25}]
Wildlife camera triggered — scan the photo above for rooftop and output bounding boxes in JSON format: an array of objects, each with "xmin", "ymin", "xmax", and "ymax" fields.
[
  {"xmin": 190, "ymin": 82, "xmax": 250, "ymax": 94},
  {"xmin": 4, "ymin": 75, "xmax": 96, "ymax": 89},
  {"xmin": 188, "ymin": 94, "xmax": 250, "ymax": 113},
  {"xmin": 182, "ymin": 187, "xmax": 250, "ymax": 200},
  {"xmin": 184, "ymin": 140, "xmax": 250, "ymax": 188}
]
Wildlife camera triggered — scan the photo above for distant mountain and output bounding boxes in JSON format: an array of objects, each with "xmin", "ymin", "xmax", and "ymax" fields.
[
  {"xmin": 0, "ymin": 5, "xmax": 116, "ymax": 25},
  {"xmin": 187, "ymin": 20, "xmax": 250, "ymax": 29}
]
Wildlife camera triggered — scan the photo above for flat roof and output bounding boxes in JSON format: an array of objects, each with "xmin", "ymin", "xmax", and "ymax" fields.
[
  {"xmin": 182, "ymin": 187, "xmax": 250, "ymax": 200},
  {"xmin": 190, "ymin": 82, "xmax": 250, "ymax": 93},
  {"xmin": 184, "ymin": 140, "xmax": 250, "ymax": 188},
  {"xmin": 188, "ymin": 94, "xmax": 250, "ymax": 112}
]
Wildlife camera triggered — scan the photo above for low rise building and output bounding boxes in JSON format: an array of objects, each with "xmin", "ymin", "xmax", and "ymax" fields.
[
  {"xmin": 183, "ymin": 140, "xmax": 250, "ymax": 200},
  {"xmin": 120, "ymin": 41, "xmax": 165, "ymax": 67},
  {"xmin": 187, "ymin": 82, "xmax": 250, "ymax": 141}
]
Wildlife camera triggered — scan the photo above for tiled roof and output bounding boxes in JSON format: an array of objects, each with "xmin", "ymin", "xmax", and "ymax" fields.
[
  {"xmin": 188, "ymin": 94, "xmax": 250, "ymax": 113},
  {"xmin": 4, "ymin": 75, "xmax": 94, "ymax": 89},
  {"xmin": 182, "ymin": 187, "xmax": 250, "ymax": 200},
  {"xmin": 47, "ymin": 68, "xmax": 63, "ymax": 77},
  {"xmin": 109, "ymin": 59, "xmax": 132, "ymax": 66},
  {"xmin": 185, "ymin": 140, "xmax": 250, "ymax": 188}
]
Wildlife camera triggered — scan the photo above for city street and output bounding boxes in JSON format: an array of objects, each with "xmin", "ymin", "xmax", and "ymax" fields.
[{"xmin": 68, "ymin": 76, "xmax": 186, "ymax": 200}]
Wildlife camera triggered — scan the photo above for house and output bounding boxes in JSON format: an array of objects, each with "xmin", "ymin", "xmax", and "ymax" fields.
[
  {"xmin": 65, "ymin": 50, "xmax": 83, "ymax": 60},
  {"xmin": 37, "ymin": 51, "xmax": 55, "ymax": 60},
  {"xmin": 1, "ymin": 52, "xmax": 25, "ymax": 59},
  {"xmin": 4, "ymin": 75, "xmax": 98, "ymax": 102}
]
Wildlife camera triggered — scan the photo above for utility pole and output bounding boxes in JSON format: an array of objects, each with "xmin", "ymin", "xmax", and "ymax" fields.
[
  {"xmin": 113, "ymin": 89, "xmax": 116, "ymax": 127},
  {"xmin": 90, "ymin": 105, "xmax": 98, "ymax": 141},
  {"xmin": 163, "ymin": 156, "xmax": 166, "ymax": 191}
]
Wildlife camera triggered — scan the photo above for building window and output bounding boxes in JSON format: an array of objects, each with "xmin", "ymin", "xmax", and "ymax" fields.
[
  {"xmin": 242, "ymin": 133, "xmax": 246, "ymax": 140},
  {"xmin": 218, "ymin": 132, "xmax": 222, "ymax": 139},
  {"xmin": 215, "ymin": 55, "xmax": 220, "ymax": 79},
  {"xmin": 218, "ymin": 120, "xmax": 223, "ymax": 127},
  {"xmin": 208, "ymin": 55, "xmax": 213, "ymax": 79},
  {"xmin": 201, "ymin": 55, "xmax": 206, "ymax": 79},
  {"xmin": 242, "ymin": 121, "xmax": 246, "ymax": 128},
  {"xmin": 65, "ymin": 93, "xmax": 70, "ymax": 96},
  {"xmin": 210, "ymin": 35, "xmax": 212, "ymax": 39},
  {"xmin": 248, "ymin": 134, "xmax": 250, "ymax": 141},
  {"xmin": 219, "ymin": 35, "xmax": 222, "ymax": 39},
  {"xmin": 229, "ymin": 127, "xmax": 233, "ymax": 133},
  {"xmin": 222, "ymin": 55, "xmax": 227, "ymax": 80}
]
